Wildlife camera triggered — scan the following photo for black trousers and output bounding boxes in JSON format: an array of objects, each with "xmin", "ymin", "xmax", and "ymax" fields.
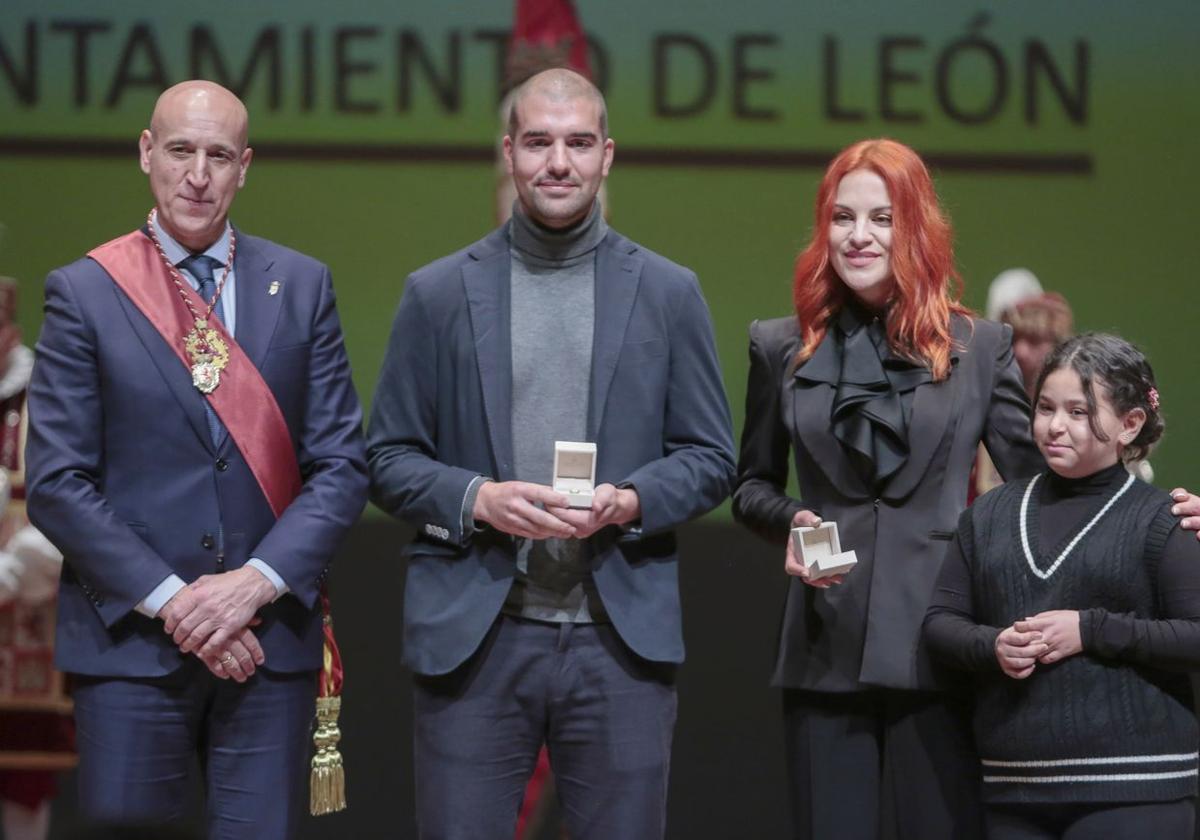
[
  {"xmin": 782, "ymin": 687, "xmax": 985, "ymax": 840},
  {"xmin": 985, "ymin": 799, "xmax": 1195, "ymax": 839}
]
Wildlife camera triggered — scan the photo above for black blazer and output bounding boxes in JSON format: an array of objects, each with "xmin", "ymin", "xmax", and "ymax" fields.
[{"xmin": 733, "ymin": 313, "xmax": 1043, "ymax": 692}]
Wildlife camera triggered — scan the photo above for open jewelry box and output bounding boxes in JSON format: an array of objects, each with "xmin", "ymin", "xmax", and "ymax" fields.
[
  {"xmin": 553, "ymin": 441, "xmax": 597, "ymax": 509},
  {"xmin": 790, "ymin": 522, "xmax": 858, "ymax": 579}
]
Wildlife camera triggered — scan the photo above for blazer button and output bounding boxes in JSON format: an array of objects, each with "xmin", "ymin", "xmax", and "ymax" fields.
[
  {"xmin": 216, "ymin": 458, "xmax": 229, "ymax": 472},
  {"xmin": 201, "ymin": 533, "xmax": 216, "ymax": 550}
]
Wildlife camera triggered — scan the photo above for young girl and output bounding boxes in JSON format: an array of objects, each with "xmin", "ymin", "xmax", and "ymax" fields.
[{"xmin": 924, "ymin": 332, "xmax": 1200, "ymax": 839}]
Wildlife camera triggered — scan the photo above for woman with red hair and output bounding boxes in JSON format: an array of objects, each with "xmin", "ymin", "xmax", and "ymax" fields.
[{"xmin": 733, "ymin": 138, "xmax": 1044, "ymax": 839}]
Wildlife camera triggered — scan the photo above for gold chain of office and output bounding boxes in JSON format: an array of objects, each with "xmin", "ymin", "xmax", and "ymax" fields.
[{"xmin": 145, "ymin": 208, "xmax": 235, "ymax": 394}]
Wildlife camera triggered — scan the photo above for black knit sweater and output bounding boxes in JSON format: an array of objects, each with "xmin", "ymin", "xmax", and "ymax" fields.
[{"xmin": 924, "ymin": 463, "xmax": 1200, "ymax": 804}]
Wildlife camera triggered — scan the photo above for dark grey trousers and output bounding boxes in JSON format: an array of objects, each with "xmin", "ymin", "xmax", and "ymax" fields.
[{"xmin": 413, "ymin": 615, "xmax": 677, "ymax": 840}]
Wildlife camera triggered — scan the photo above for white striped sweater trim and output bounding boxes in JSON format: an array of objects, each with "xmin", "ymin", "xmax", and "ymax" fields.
[
  {"xmin": 1019, "ymin": 471, "xmax": 1136, "ymax": 580},
  {"xmin": 983, "ymin": 769, "xmax": 1198, "ymax": 784},
  {"xmin": 981, "ymin": 752, "xmax": 1200, "ymax": 768}
]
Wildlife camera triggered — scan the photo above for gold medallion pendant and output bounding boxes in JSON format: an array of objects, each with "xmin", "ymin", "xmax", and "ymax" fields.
[
  {"xmin": 144, "ymin": 209, "xmax": 237, "ymax": 396},
  {"xmin": 184, "ymin": 319, "xmax": 230, "ymax": 394}
]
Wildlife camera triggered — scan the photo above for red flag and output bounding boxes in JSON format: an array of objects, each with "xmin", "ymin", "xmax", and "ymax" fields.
[{"xmin": 507, "ymin": 0, "xmax": 592, "ymax": 86}]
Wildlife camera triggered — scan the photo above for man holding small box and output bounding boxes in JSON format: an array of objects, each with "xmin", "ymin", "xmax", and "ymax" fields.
[{"xmin": 366, "ymin": 68, "xmax": 735, "ymax": 838}]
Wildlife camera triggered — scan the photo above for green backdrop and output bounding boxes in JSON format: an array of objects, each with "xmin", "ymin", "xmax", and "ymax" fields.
[{"xmin": 3, "ymin": 0, "xmax": 1199, "ymax": 506}]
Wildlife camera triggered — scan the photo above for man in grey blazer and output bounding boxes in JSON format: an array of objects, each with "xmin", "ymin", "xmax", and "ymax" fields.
[{"xmin": 367, "ymin": 69, "xmax": 735, "ymax": 838}]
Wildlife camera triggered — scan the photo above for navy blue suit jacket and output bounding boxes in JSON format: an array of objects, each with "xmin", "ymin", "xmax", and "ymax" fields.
[
  {"xmin": 26, "ymin": 230, "xmax": 368, "ymax": 678},
  {"xmin": 367, "ymin": 225, "xmax": 736, "ymax": 676}
]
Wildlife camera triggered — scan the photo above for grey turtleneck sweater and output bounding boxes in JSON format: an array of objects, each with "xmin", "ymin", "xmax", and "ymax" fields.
[{"xmin": 501, "ymin": 200, "xmax": 609, "ymax": 623}]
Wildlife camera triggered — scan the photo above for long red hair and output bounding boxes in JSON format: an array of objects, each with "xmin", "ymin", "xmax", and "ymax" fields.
[{"xmin": 792, "ymin": 138, "xmax": 969, "ymax": 380}]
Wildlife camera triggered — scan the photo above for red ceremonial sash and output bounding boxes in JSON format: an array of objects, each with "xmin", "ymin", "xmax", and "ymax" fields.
[
  {"xmin": 90, "ymin": 229, "xmax": 347, "ymax": 813},
  {"xmin": 88, "ymin": 231, "xmax": 302, "ymax": 516}
]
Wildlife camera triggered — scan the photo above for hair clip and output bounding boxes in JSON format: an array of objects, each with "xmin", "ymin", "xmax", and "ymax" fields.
[{"xmin": 1148, "ymin": 387, "xmax": 1160, "ymax": 411}]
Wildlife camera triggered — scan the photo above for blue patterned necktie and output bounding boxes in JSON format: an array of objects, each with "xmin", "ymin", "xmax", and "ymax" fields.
[
  {"xmin": 179, "ymin": 254, "xmax": 226, "ymax": 445},
  {"xmin": 181, "ymin": 254, "xmax": 225, "ymax": 323}
]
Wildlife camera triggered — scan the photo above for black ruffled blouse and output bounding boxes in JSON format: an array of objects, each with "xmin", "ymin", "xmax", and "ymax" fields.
[{"xmin": 795, "ymin": 305, "xmax": 933, "ymax": 491}]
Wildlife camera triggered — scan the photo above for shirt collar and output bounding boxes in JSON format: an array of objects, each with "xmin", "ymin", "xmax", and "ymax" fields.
[{"xmin": 151, "ymin": 213, "xmax": 233, "ymax": 269}]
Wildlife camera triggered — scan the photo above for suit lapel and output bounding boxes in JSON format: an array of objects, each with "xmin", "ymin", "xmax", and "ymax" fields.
[
  {"xmin": 790, "ymin": 317, "xmax": 967, "ymax": 501},
  {"xmin": 106, "ymin": 229, "xmax": 286, "ymax": 455},
  {"xmin": 231, "ymin": 232, "xmax": 282, "ymax": 374},
  {"xmin": 588, "ymin": 234, "xmax": 641, "ymax": 438},
  {"xmin": 197, "ymin": 232, "xmax": 281, "ymax": 452},
  {"xmin": 113, "ymin": 285, "xmax": 214, "ymax": 452},
  {"xmin": 881, "ymin": 323, "xmax": 967, "ymax": 500},
  {"xmin": 790, "ymin": 378, "xmax": 872, "ymax": 499},
  {"xmin": 463, "ymin": 230, "xmax": 516, "ymax": 481}
]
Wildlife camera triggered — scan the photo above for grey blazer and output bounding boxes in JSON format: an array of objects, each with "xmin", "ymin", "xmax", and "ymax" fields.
[
  {"xmin": 733, "ymin": 313, "xmax": 1043, "ymax": 692},
  {"xmin": 367, "ymin": 225, "xmax": 735, "ymax": 676}
]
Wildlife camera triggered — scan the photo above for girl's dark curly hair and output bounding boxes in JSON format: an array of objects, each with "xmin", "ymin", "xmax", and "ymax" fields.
[{"xmin": 1032, "ymin": 332, "xmax": 1164, "ymax": 464}]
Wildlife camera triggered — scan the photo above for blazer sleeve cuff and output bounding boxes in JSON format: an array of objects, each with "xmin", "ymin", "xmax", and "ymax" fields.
[{"xmin": 246, "ymin": 558, "xmax": 290, "ymax": 600}]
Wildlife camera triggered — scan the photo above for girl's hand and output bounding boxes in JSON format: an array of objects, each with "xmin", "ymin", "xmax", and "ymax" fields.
[
  {"xmin": 995, "ymin": 624, "xmax": 1049, "ymax": 679},
  {"xmin": 1019, "ymin": 611, "xmax": 1082, "ymax": 664}
]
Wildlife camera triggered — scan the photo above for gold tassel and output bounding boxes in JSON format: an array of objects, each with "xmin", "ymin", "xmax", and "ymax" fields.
[{"xmin": 310, "ymin": 695, "xmax": 347, "ymax": 815}]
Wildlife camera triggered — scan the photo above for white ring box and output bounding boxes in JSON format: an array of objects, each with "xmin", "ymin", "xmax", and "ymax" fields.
[
  {"xmin": 554, "ymin": 441, "xmax": 596, "ymax": 509},
  {"xmin": 790, "ymin": 521, "xmax": 858, "ymax": 579}
]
